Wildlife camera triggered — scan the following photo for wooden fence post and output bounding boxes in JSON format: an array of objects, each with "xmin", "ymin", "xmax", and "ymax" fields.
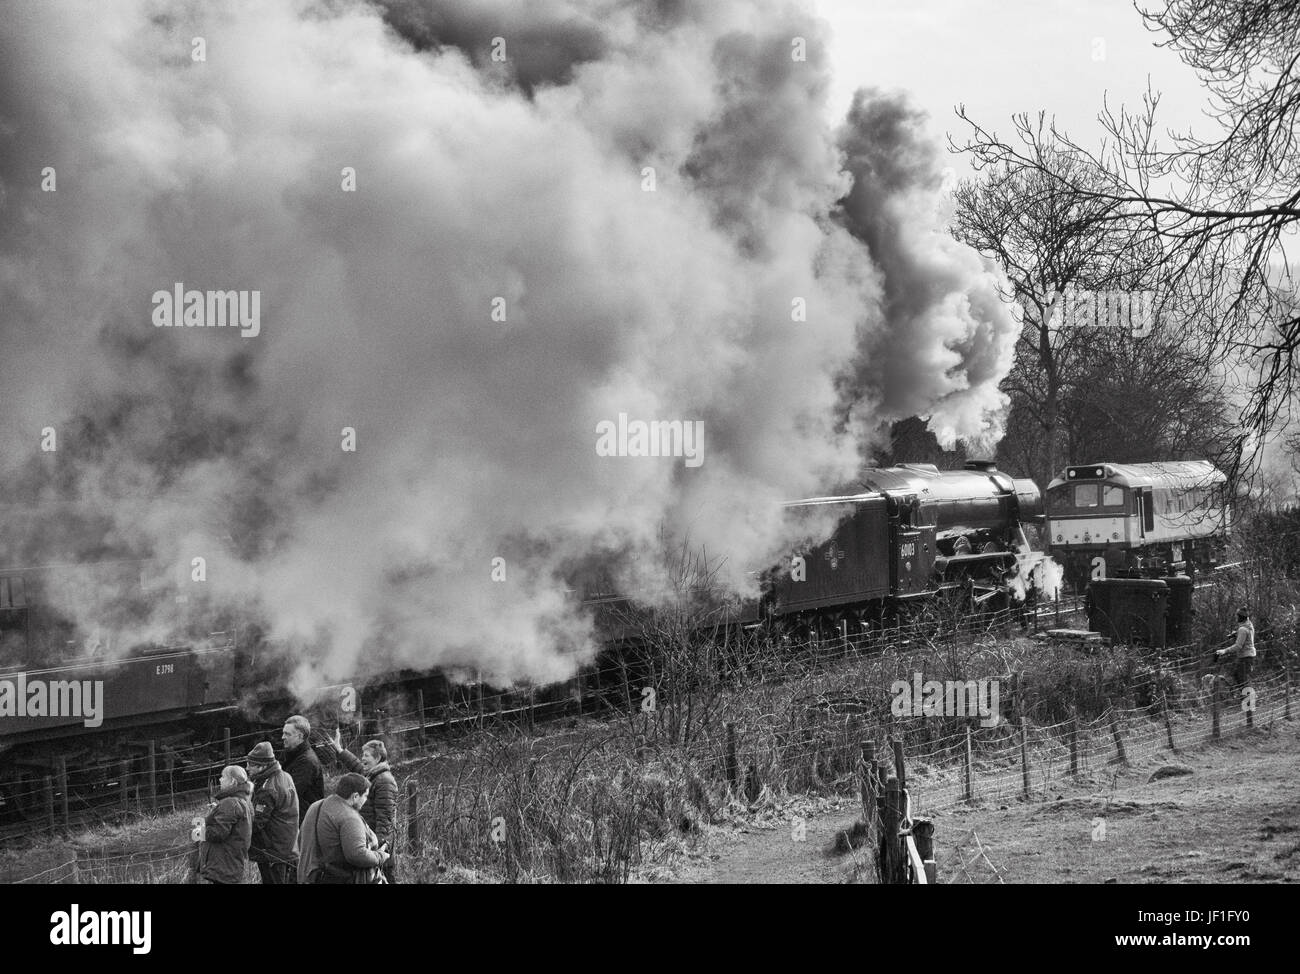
[
  {"xmin": 860, "ymin": 741, "xmax": 881, "ymax": 879},
  {"xmin": 43, "ymin": 775, "xmax": 54, "ymax": 831},
  {"xmin": 119, "ymin": 759, "xmax": 129, "ymax": 813},
  {"xmin": 1162, "ymin": 692, "xmax": 1177, "ymax": 751},
  {"xmin": 56, "ymin": 757, "xmax": 69, "ymax": 827},
  {"xmin": 417, "ymin": 689, "xmax": 427, "ymax": 746},
  {"xmin": 1069, "ymin": 713, "xmax": 1079, "ymax": 777},
  {"xmin": 912, "ymin": 819, "xmax": 937, "ymax": 884},
  {"xmin": 725, "ymin": 722, "xmax": 738, "ymax": 793},
  {"xmin": 1010, "ymin": 671, "xmax": 1028, "ymax": 798},
  {"xmin": 1211, "ymin": 679, "xmax": 1221, "ymax": 740},
  {"xmin": 892, "ymin": 738, "xmax": 906, "ymax": 794},
  {"xmin": 1109, "ymin": 703, "xmax": 1127, "ymax": 764},
  {"xmin": 1019, "ymin": 725, "xmax": 1031, "ymax": 799},
  {"xmin": 407, "ymin": 787, "xmax": 420, "ymax": 854},
  {"xmin": 963, "ymin": 725, "xmax": 973, "ymax": 803},
  {"xmin": 147, "ymin": 740, "xmax": 158, "ymax": 808},
  {"xmin": 222, "ymin": 727, "xmax": 231, "ymax": 766},
  {"xmin": 881, "ymin": 777, "xmax": 903, "ymax": 884}
]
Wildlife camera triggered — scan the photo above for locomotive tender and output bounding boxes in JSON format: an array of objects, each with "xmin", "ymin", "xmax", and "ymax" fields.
[{"xmin": 1045, "ymin": 460, "xmax": 1230, "ymax": 590}]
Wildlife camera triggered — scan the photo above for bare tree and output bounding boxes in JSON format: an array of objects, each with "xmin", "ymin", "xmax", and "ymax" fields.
[
  {"xmin": 952, "ymin": 0, "xmax": 1300, "ymax": 483},
  {"xmin": 1057, "ymin": 323, "xmax": 1236, "ymax": 465},
  {"xmin": 951, "ymin": 148, "xmax": 1156, "ymax": 484}
]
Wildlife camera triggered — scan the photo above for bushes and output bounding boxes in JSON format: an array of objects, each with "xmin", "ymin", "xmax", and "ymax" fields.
[{"xmin": 408, "ymin": 733, "xmax": 710, "ymax": 883}]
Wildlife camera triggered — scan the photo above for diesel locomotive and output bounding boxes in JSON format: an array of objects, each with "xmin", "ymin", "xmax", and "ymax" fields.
[{"xmin": 1045, "ymin": 461, "xmax": 1230, "ymax": 591}]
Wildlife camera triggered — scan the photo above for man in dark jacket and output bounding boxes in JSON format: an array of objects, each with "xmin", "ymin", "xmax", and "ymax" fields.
[
  {"xmin": 282, "ymin": 714, "xmax": 324, "ymax": 823},
  {"xmin": 328, "ymin": 731, "xmax": 399, "ymax": 883},
  {"xmin": 297, "ymin": 773, "xmax": 390, "ymax": 884},
  {"xmin": 196, "ymin": 765, "xmax": 253, "ymax": 885},
  {"xmin": 246, "ymin": 741, "xmax": 300, "ymax": 884}
]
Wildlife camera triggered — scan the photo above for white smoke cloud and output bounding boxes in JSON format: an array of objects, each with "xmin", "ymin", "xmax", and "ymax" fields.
[
  {"xmin": 0, "ymin": 0, "xmax": 1018, "ymax": 691},
  {"xmin": 1009, "ymin": 549, "xmax": 1065, "ymax": 603}
]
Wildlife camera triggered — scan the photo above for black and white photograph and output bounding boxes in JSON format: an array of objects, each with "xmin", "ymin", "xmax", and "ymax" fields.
[{"xmin": 0, "ymin": 0, "xmax": 1292, "ymax": 948}]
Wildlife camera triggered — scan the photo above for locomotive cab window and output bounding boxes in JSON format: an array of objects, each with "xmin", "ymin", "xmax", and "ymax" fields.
[
  {"xmin": 1102, "ymin": 485, "xmax": 1125, "ymax": 506},
  {"xmin": 1074, "ymin": 484, "xmax": 1100, "ymax": 508}
]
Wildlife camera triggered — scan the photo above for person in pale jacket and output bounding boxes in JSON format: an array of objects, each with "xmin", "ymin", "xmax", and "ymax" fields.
[
  {"xmin": 196, "ymin": 765, "xmax": 254, "ymax": 885},
  {"xmin": 1215, "ymin": 608, "xmax": 1256, "ymax": 691}
]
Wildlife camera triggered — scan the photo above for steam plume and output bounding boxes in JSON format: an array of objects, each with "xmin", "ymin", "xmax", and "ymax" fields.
[{"xmin": 0, "ymin": 0, "xmax": 1018, "ymax": 691}]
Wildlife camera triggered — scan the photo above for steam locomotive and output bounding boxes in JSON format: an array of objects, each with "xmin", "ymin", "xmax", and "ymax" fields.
[
  {"xmin": 0, "ymin": 460, "xmax": 1046, "ymax": 820},
  {"xmin": 765, "ymin": 461, "xmax": 1043, "ymax": 637}
]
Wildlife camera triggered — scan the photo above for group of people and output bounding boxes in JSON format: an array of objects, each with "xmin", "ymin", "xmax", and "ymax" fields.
[{"xmin": 193, "ymin": 714, "xmax": 400, "ymax": 884}]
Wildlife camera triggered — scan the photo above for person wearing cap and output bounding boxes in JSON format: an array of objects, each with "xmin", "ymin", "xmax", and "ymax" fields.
[
  {"xmin": 246, "ymin": 740, "xmax": 300, "ymax": 884},
  {"xmin": 1215, "ymin": 608, "xmax": 1256, "ymax": 690},
  {"xmin": 327, "ymin": 730, "xmax": 399, "ymax": 883},
  {"xmin": 195, "ymin": 765, "xmax": 254, "ymax": 885},
  {"xmin": 282, "ymin": 714, "xmax": 325, "ymax": 823},
  {"xmin": 297, "ymin": 772, "xmax": 390, "ymax": 884}
]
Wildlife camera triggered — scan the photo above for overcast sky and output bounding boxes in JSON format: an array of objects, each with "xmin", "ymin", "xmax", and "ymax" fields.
[{"xmin": 816, "ymin": 0, "xmax": 1214, "ymax": 177}]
